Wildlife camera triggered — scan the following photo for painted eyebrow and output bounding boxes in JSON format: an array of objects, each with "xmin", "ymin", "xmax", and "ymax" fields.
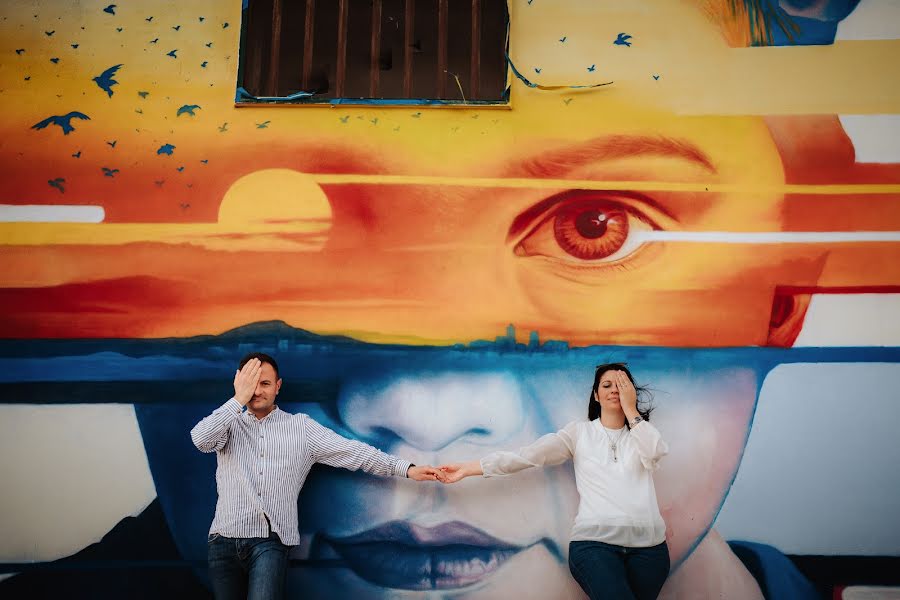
[{"xmin": 515, "ymin": 135, "xmax": 717, "ymax": 179}]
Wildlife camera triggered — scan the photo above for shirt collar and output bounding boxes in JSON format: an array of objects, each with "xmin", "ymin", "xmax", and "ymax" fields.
[{"xmin": 245, "ymin": 405, "xmax": 280, "ymax": 422}]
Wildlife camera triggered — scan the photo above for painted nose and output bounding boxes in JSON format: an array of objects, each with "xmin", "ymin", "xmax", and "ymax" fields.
[{"xmin": 336, "ymin": 372, "xmax": 526, "ymax": 452}]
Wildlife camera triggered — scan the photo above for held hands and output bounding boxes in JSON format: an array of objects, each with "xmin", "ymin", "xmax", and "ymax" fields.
[
  {"xmin": 437, "ymin": 460, "xmax": 482, "ymax": 483},
  {"xmin": 407, "ymin": 461, "xmax": 482, "ymax": 483},
  {"xmin": 407, "ymin": 465, "xmax": 444, "ymax": 482},
  {"xmin": 233, "ymin": 358, "xmax": 262, "ymax": 406}
]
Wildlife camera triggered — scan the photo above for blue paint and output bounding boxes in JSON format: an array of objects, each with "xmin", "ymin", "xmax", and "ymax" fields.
[
  {"xmin": 176, "ymin": 104, "xmax": 201, "ymax": 117},
  {"xmin": 31, "ymin": 111, "xmax": 91, "ymax": 135},
  {"xmin": 2, "ymin": 324, "xmax": 897, "ymax": 593},
  {"xmin": 47, "ymin": 178, "xmax": 65, "ymax": 193},
  {"xmin": 770, "ymin": 14, "xmax": 838, "ymax": 46},
  {"xmin": 743, "ymin": 0, "xmax": 861, "ymax": 46},
  {"xmin": 2, "ymin": 324, "xmax": 897, "ymax": 387},
  {"xmin": 236, "ymin": 87, "xmax": 314, "ymax": 103},
  {"xmin": 507, "ymin": 55, "xmax": 612, "ymax": 90},
  {"xmin": 235, "ymin": 86, "xmax": 508, "ymax": 106},
  {"xmin": 92, "ymin": 64, "xmax": 123, "ymax": 98},
  {"xmin": 613, "ymin": 33, "xmax": 632, "ymax": 47}
]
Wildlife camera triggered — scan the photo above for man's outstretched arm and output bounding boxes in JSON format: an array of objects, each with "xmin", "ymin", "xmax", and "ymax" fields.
[{"xmin": 305, "ymin": 417, "xmax": 442, "ymax": 481}]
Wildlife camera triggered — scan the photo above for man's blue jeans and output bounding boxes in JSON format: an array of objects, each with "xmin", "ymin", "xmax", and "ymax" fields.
[
  {"xmin": 568, "ymin": 540, "xmax": 670, "ymax": 600},
  {"xmin": 207, "ymin": 533, "xmax": 290, "ymax": 600}
]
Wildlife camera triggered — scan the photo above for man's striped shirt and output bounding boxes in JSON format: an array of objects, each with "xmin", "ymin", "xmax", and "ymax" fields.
[{"xmin": 190, "ymin": 398, "xmax": 411, "ymax": 545}]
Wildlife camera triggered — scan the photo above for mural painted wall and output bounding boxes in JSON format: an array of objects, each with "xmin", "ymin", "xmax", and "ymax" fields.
[{"xmin": 1, "ymin": 0, "xmax": 899, "ymax": 598}]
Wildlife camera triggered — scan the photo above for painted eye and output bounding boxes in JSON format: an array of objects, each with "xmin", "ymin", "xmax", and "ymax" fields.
[{"xmin": 514, "ymin": 195, "xmax": 655, "ymax": 263}]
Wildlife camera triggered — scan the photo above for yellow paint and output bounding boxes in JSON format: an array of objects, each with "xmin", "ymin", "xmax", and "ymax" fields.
[{"xmin": 218, "ymin": 169, "xmax": 332, "ymax": 225}]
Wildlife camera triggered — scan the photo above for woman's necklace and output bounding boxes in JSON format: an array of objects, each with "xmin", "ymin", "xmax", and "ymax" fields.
[{"xmin": 601, "ymin": 425, "xmax": 627, "ymax": 462}]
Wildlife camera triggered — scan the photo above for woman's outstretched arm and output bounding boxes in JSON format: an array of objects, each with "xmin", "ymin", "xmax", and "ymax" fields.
[
  {"xmin": 439, "ymin": 460, "xmax": 483, "ymax": 483},
  {"xmin": 440, "ymin": 422, "xmax": 577, "ymax": 483}
]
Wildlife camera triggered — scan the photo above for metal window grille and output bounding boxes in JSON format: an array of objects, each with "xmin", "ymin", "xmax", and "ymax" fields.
[{"xmin": 238, "ymin": 0, "xmax": 509, "ymax": 104}]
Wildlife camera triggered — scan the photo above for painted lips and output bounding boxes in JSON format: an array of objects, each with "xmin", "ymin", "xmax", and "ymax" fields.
[{"xmin": 313, "ymin": 520, "xmax": 552, "ymax": 590}]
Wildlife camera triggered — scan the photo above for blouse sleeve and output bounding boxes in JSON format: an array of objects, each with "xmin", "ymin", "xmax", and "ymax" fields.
[
  {"xmin": 629, "ymin": 420, "xmax": 668, "ymax": 471},
  {"xmin": 481, "ymin": 421, "xmax": 578, "ymax": 477}
]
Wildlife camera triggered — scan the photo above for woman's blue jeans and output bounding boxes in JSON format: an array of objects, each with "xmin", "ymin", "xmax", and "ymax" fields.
[
  {"xmin": 207, "ymin": 533, "xmax": 290, "ymax": 600},
  {"xmin": 568, "ymin": 540, "xmax": 670, "ymax": 600}
]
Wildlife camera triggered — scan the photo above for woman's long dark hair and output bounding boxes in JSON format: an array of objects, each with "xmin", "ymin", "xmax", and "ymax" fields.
[{"xmin": 588, "ymin": 363, "xmax": 653, "ymax": 428}]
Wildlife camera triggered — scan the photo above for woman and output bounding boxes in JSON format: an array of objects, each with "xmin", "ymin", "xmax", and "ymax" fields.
[{"xmin": 439, "ymin": 363, "xmax": 670, "ymax": 600}]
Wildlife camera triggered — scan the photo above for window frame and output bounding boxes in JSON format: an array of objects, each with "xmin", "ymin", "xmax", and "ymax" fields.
[{"xmin": 234, "ymin": 0, "xmax": 511, "ymax": 108}]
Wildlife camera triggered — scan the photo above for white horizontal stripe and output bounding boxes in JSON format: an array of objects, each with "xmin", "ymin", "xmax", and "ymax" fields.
[
  {"xmin": 633, "ymin": 231, "xmax": 900, "ymax": 244},
  {"xmin": 0, "ymin": 205, "xmax": 105, "ymax": 223}
]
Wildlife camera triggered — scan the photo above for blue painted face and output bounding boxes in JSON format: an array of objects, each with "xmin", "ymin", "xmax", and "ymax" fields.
[
  {"xmin": 136, "ymin": 343, "xmax": 770, "ymax": 596},
  {"xmin": 6, "ymin": 341, "xmax": 891, "ymax": 598}
]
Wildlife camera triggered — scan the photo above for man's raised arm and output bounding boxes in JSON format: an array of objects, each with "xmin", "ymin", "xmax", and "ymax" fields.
[{"xmin": 190, "ymin": 358, "xmax": 261, "ymax": 453}]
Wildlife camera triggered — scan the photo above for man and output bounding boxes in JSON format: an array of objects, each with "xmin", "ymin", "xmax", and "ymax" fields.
[{"xmin": 190, "ymin": 352, "xmax": 442, "ymax": 600}]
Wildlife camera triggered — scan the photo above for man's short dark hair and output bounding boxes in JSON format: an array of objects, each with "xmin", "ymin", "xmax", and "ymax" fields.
[{"xmin": 238, "ymin": 352, "xmax": 280, "ymax": 379}]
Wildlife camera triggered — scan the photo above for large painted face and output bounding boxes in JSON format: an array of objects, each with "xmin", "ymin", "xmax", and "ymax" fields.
[
  {"xmin": 279, "ymin": 356, "xmax": 760, "ymax": 596},
  {"xmin": 0, "ymin": 0, "xmax": 812, "ymax": 348},
  {"xmin": 2, "ymin": 107, "xmax": 797, "ymax": 344},
  {"xmin": 219, "ymin": 4, "xmax": 784, "ymax": 595}
]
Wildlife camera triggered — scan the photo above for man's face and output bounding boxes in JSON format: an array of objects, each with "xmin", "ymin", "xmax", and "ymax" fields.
[{"xmin": 246, "ymin": 362, "xmax": 282, "ymax": 416}]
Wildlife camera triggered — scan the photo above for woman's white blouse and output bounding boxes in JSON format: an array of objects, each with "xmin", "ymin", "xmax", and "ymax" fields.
[{"xmin": 480, "ymin": 419, "xmax": 668, "ymax": 548}]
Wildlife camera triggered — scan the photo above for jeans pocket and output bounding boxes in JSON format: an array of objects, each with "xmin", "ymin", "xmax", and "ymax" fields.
[{"xmin": 207, "ymin": 533, "xmax": 221, "ymax": 543}]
